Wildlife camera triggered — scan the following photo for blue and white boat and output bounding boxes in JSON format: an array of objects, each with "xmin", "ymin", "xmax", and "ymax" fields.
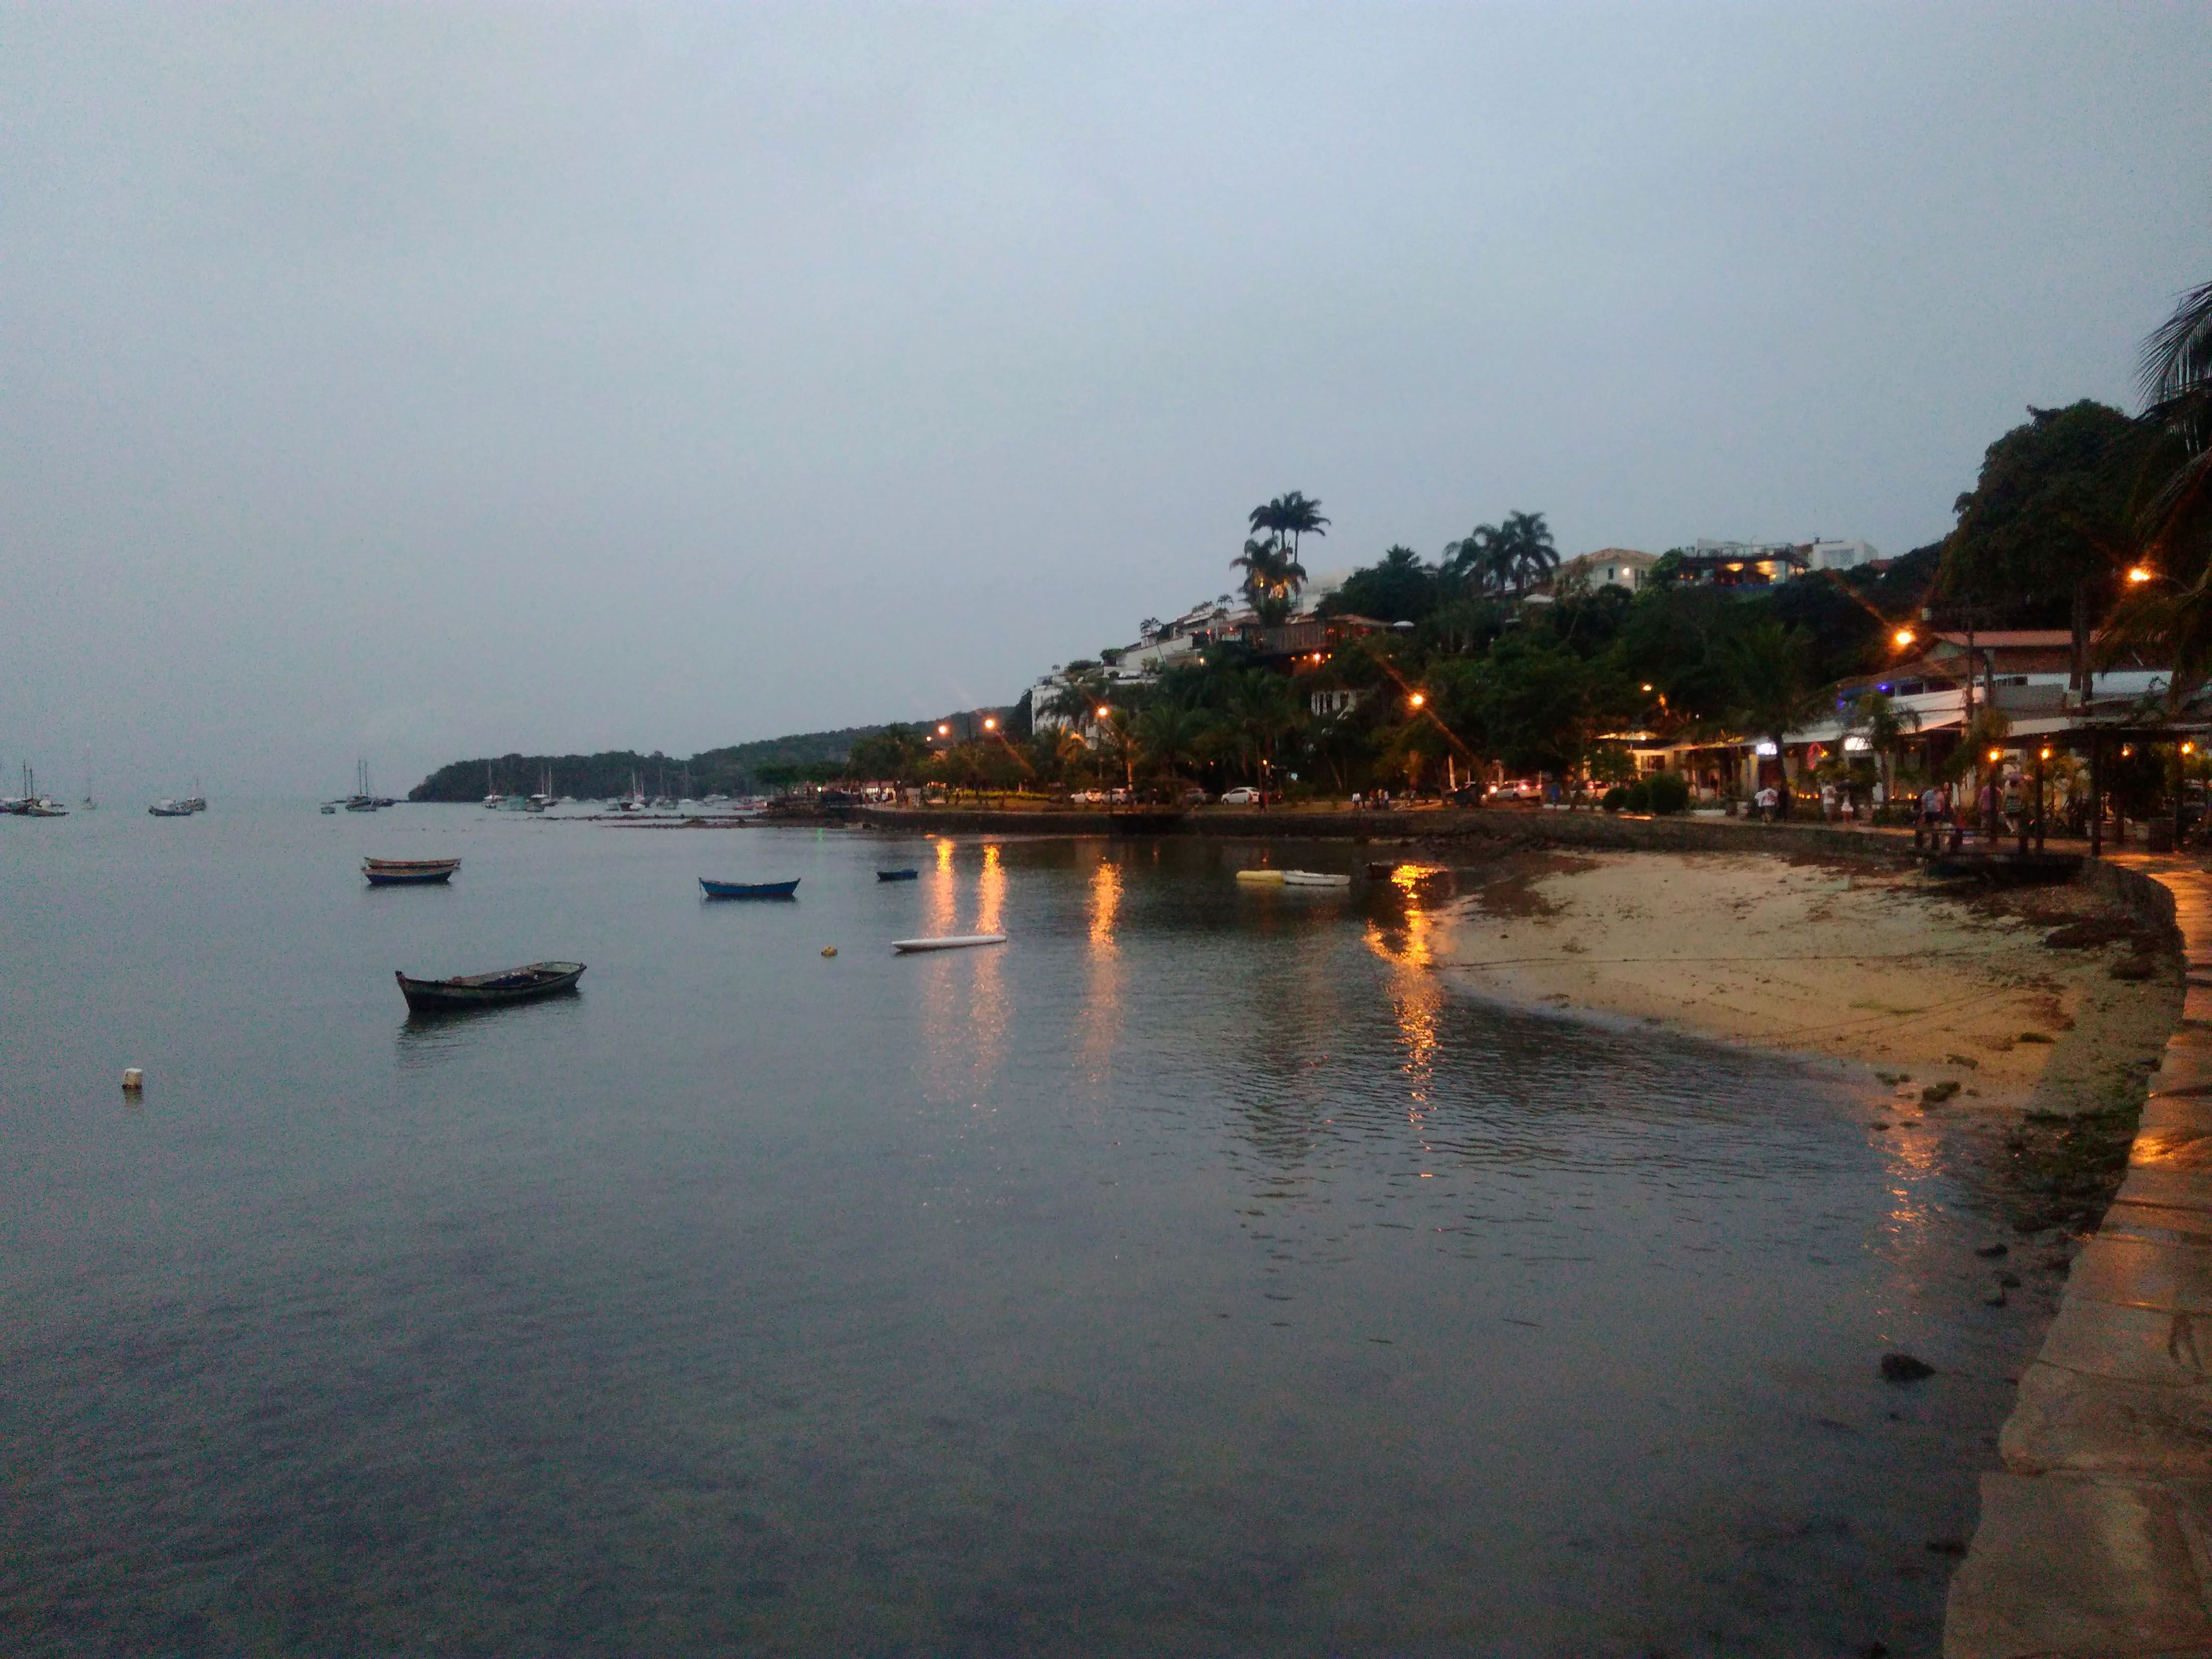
[{"xmin": 699, "ymin": 877, "xmax": 800, "ymax": 900}]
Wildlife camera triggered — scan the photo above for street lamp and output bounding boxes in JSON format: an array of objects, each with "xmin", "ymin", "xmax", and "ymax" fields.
[
  {"xmin": 2129, "ymin": 566, "xmax": 2155, "ymax": 584},
  {"xmin": 1408, "ymin": 692, "xmax": 1426, "ymax": 709},
  {"xmin": 983, "ymin": 717, "xmax": 998, "ymax": 732},
  {"xmin": 936, "ymin": 723, "xmax": 951, "ymax": 738},
  {"xmin": 1095, "ymin": 705, "xmax": 1111, "ymax": 720},
  {"xmin": 1893, "ymin": 627, "xmax": 1916, "ymax": 649}
]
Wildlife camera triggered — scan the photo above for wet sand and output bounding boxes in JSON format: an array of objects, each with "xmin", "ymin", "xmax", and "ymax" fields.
[{"xmin": 1436, "ymin": 850, "xmax": 2182, "ymax": 1118}]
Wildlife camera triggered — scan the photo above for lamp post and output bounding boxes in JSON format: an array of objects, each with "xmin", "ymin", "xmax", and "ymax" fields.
[{"xmin": 2179, "ymin": 738, "xmax": 2197, "ymax": 852}]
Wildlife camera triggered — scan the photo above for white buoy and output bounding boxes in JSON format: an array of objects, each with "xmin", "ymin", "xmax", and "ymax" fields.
[{"xmin": 122, "ymin": 1068, "xmax": 144, "ymax": 1092}]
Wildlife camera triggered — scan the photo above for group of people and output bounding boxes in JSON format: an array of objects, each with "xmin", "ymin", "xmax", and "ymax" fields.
[{"xmin": 1911, "ymin": 775, "xmax": 2030, "ymax": 851}]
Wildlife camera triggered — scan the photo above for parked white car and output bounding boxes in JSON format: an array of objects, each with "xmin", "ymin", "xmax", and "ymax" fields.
[{"xmin": 1220, "ymin": 786, "xmax": 1263, "ymax": 805}]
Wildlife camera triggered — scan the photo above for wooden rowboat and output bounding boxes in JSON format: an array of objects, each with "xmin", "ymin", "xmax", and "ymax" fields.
[
  {"xmin": 395, "ymin": 960, "xmax": 585, "ymax": 1013},
  {"xmin": 877, "ymin": 868, "xmax": 919, "ymax": 882},
  {"xmin": 364, "ymin": 857, "xmax": 460, "ymax": 886},
  {"xmin": 700, "ymin": 877, "xmax": 800, "ymax": 899},
  {"xmin": 892, "ymin": 934, "xmax": 1007, "ymax": 953}
]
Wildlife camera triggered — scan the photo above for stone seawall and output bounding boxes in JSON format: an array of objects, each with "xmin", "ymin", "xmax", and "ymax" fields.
[{"xmin": 1943, "ymin": 858, "xmax": 2205, "ymax": 1656}]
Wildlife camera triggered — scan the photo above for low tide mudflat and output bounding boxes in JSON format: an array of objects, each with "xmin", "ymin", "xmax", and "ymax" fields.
[{"xmin": 1, "ymin": 807, "xmax": 2071, "ymax": 1654}]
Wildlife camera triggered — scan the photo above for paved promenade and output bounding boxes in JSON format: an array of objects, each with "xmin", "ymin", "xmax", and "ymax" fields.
[{"xmin": 1948, "ymin": 857, "xmax": 2212, "ymax": 1657}]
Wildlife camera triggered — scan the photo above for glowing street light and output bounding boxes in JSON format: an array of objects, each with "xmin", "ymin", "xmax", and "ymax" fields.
[
  {"xmin": 1640, "ymin": 683, "xmax": 1654, "ymax": 693},
  {"xmin": 2129, "ymin": 566, "xmax": 2155, "ymax": 584},
  {"xmin": 1407, "ymin": 692, "xmax": 1426, "ymax": 709},
  {"xmin": 1893, "ymin": 627, "xmax": 1916, "ymax": 649},
  {"xmin": 1095, "ymin": 705, "xmax": 1111, "ymax": 720},
  {"xmin": 936, "ymin": 723, "xmax": 951, "ymax": 738},
  {"xmin": 1988, "ymin": 748, "xmax": 2002, "ymax": 764}
]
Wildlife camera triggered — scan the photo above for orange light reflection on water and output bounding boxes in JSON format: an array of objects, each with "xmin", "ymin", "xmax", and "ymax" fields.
[
  {"xmin": 918, "ymin": 838, "xmax": 1010, "ymax": 1099},
  {"xmin": 1364, "ymin": 902, "xmax": 1442, "ymax": 1118},
  {"xmin": 1078, "ymin": 854, "xmax": 1123, "ymax": 1078}
]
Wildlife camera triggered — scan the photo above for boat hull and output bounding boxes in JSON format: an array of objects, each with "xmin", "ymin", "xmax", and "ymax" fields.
[
  {"xmin": 700, "ymin": 877, "xmax": 801, "ymax": 899},
  {"xmin": 1281, "ymin": 871, "xmax": 1351, "ymax": 888},
  {"xmin": 395, "ymin": 961, "xmax": 585, "ymax": 1013},
  {"xmin": 892, "ymin": 934, "xmax": 1007, "ymax": 953},
  {"xmin": 365, "ymin": 868, "xmax": 457, "ymax": 886},
  {"xmin": 877, "ymin": 869, "xmax": 919, "ymax": 882}
]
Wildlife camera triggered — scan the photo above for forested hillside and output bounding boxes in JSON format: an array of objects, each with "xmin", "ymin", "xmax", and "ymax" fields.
[{"xmin": 409, "ymin": 727, "xmax": 883, "ymax": 801}]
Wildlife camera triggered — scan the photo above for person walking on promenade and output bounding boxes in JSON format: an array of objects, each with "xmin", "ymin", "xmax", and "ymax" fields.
[
  {"xmin": 1978, "ymin": 775, "xmax": 1999, "ymax": 843},
  {"xmin": 1917, "ymin": 783, "xmax": 1943, "ymax": 852},
  {"xmin": 1820, "ymin": 780, "xmax": 1839, "ymax": 823}
]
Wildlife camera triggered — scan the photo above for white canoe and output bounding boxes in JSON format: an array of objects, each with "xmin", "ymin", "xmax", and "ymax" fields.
[
  {"xmin": 892, "ymin": 934, "xmax": 1008, "ymax": 953},
  {"xmin": 1281, "ymin": 870, "xmax": 1352, "ymax": 887},
  {"xmin": 1234, "ymin": 868, "xmax": 1286, "ymax": 885}
]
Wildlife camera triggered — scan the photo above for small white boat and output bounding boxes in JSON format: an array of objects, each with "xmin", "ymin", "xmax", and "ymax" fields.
[
  {"xmin": 1281, "ymin": 870, "xmax": 1351, "ymax": 888},
  {"xmin": 1234, "ymin": 868, "xmax": 1286, "ymax": 885},
  {"xmin": 892, "ymin": 934, "xmax": 1008, "ymax": 954}
]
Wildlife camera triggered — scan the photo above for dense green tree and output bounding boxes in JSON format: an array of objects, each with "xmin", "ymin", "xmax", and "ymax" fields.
[
  {"xmin": 1943, "ymin": 400, "xmax": 2160, "ymax": 687},
  {"xmin": 1320, "ymin": 544, "xmax": 1438, "ymax": 623},
  {"xmin": 1467, "ymin": 632, "xmax": 1624, "ymax": 777}
]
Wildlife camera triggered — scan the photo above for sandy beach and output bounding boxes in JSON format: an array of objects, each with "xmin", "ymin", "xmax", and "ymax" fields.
[{"xmin": 1436, "ymin": 850, "xmax": 2181, "ymax": 1117}]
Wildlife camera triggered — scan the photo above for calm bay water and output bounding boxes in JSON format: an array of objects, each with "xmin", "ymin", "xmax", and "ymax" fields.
[{"xmin": 2, "ymin": 805, "xmax": 2037, "ymax": 1654}]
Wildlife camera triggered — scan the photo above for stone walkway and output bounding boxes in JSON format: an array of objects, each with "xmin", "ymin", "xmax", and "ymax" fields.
[{"xmin": 1947, "ymin": 857, "xmax": 2212, "ymax": 1657}]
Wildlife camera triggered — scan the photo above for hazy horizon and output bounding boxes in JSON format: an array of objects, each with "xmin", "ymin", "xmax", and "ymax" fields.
[{"xmin": 5, "ymin": 4, "xmax": 2209, "ymax": 796}]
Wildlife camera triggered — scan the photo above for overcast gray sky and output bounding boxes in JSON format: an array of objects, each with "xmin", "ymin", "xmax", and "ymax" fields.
[{"xmin": 4, "ymin": 3, "xmax": 2208, "ymax": 795}]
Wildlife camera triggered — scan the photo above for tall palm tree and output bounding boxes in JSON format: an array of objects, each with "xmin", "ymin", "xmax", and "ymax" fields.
[
  {"xmin": 1444, "ymin": 510, "xmax": 1557, "ymax": 598},
  {"xmin": 1226, "ymin": 669, "xmax": 1304, "ymax": 785},
  {"xmin": 1134, "ymin": 703, "xmax": 1210, "ymax": 789},
  {"xmin": 1728, "ymin": 621, "xmax": 1828, "ymax": 817},
  {"xmin": 1847, "ymin": 690, "xmax": 1921, "ymax": 803},
  {"xmin": 1249, "ymin": 491, "xmax": 1329, "ymax": 562}
]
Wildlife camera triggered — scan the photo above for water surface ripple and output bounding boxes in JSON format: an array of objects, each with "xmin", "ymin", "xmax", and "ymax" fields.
[{"xmin": 0, "ymin": 808, "xmax": 2037, "ymax": 1654}]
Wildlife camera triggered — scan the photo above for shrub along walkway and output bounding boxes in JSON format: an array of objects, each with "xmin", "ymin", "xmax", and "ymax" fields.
[{"xmin": 1947, "ymin": 856, "xmax": 2212, "ymax": 1657}]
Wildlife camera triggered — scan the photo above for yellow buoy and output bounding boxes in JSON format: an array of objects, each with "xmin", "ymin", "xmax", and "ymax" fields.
[{"xmin": 821, "ymin": 945, "xmax": 838, "ymax": 958}]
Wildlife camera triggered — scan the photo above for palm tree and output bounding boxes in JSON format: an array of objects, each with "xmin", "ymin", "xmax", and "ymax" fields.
[
  {"xmin": 2102, "ymin": 279, "xmax": 2212, "ymax": 707},
  {"xmin": 1134, "ymin": 703, "xmax": 1210, "ymax": 791},
  {"xmin": 2141, "ymin": 279, "xmax": 2212, "ymax": 550},
  {"xmin": 1444, "ymin": 510, "xmax": 1557, "ymax": 598},
  {"xmin": 1727, "ymin": 621, "xmax": 1828, "ymax": 817},
  {"xmin": 1231, "ymin": 535, "xmax": 1308, "ymax": 623},
  {"xmin": 1249, "ymin": 491, "xmax": 1329, "ymax": 562},
  {"xmin": 1226, "ymin": 669, "xmax": 1304, "ymax": 787},
  {"xmin": 1847, "ymin": 690, "xmax": 1921, "ymax": 804}
]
